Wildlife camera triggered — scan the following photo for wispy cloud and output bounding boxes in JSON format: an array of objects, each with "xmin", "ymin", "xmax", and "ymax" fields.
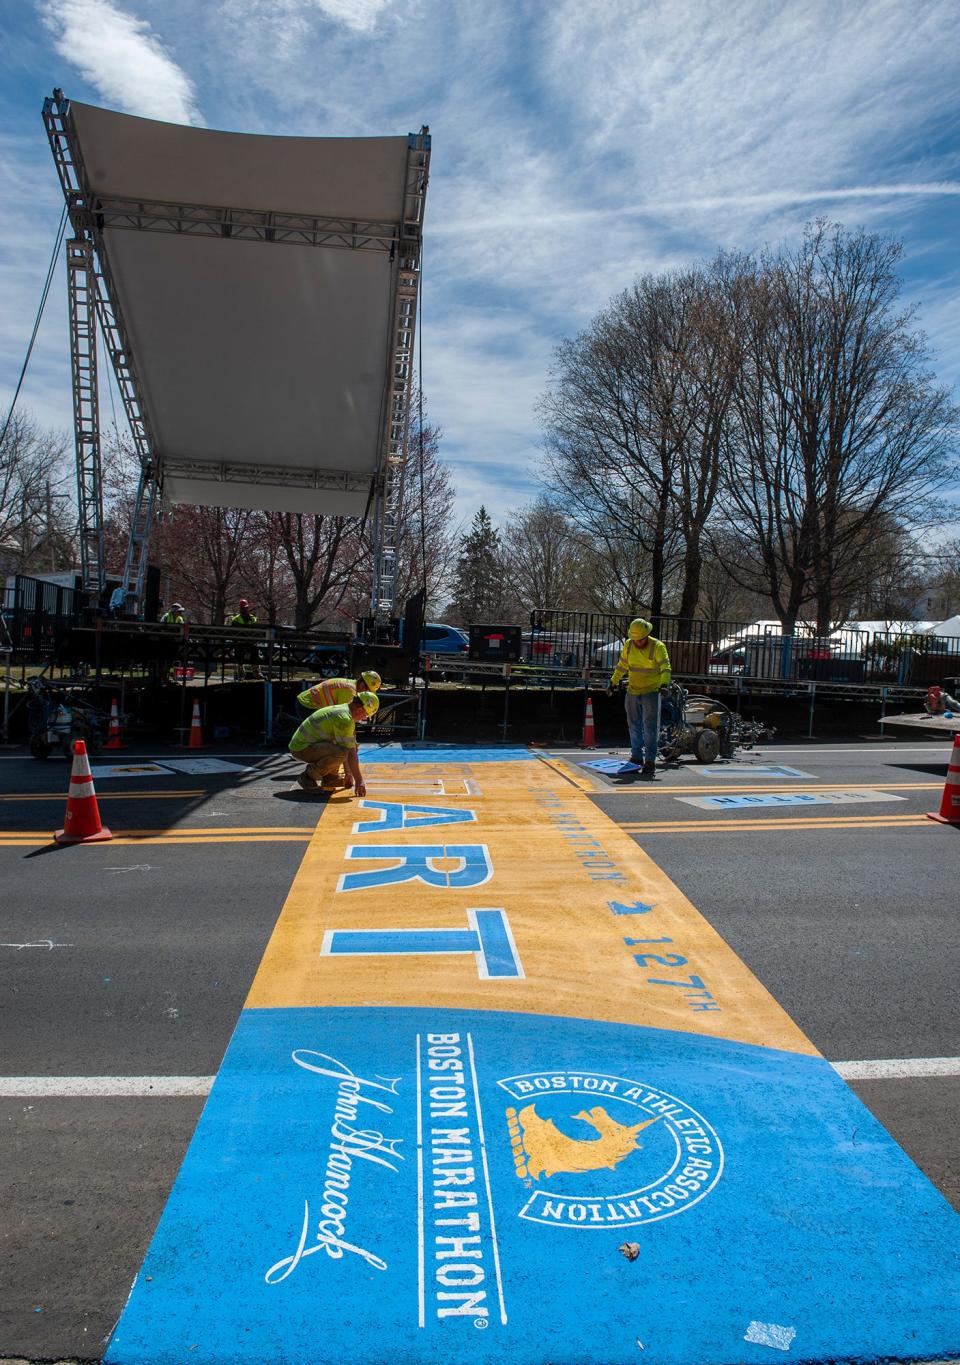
[
  {"xmin": 40, "ymin": 0, "xmax": 202, "ymax": 124},
  {"xmin": 5, "ymin": 0, "xmax": 959, "ymax": 527},
  {"xmin": 310, "ymin": 0, "xmax": 393, "ymax": 34}
]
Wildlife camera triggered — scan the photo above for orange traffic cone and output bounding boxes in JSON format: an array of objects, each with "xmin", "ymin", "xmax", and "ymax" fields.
[
  {"xmin": 582, "ymin": 694, "xmax": 597, "ymax": 748},
  {"xmin": 928, "ymin": 734, "xmax": 960, "ymax": 825},
  {"xmin": 183, "ymin": 699, "xmax": 206, "ymax": 749},
  {"xmin": 105, "ymin": 697, "xmax": 126, "ymax": 749},
  {"xmin": 55, "ymin": 739, "xmax": 112, "ymax": 845}
]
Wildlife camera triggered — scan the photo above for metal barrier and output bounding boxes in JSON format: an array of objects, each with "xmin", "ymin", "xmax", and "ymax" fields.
[
  {"xmin": 527, "ymin": 611, "xmax": 960, "ymax": 685},
  {"xmin": 2, "ymin": 575, "xmax": 81, "ymax": 663}
]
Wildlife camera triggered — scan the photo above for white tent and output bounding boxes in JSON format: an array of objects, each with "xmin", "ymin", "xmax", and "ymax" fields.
[{"xmin": 65, "ymin": 100, "xmax": 428, "ymax": 517}]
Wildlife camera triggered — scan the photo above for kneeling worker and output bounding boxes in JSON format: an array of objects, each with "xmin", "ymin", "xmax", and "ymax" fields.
[
  {"xmin": 297, "ymin": 670, "xmax": 381, "ymax": 717},
  {"xmin": 608, "ymin": 618, "xmax": 672, "ymax": 778},
  {"xmin": 289, "ymin": 691, "xmax": 379, "ymax": 795}
]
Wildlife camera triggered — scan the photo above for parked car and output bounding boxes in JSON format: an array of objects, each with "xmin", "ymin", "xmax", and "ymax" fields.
[
  {"xmin": 707, "ymin": 646, "xmax": 749, "ymax": 675},
  {"xmin": 419, "ymin": 623, "xmax": 469, "ymax": 655}
]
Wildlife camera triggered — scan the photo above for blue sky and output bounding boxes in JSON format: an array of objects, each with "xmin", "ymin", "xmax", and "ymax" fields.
[{"xmin": 1, "ymin": 0, "xmax": 959, "ymax": 530}]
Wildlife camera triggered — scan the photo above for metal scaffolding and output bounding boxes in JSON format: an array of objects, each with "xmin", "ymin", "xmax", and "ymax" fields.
[
  {"xmin": 43, "ymin": 90, "xmax": 430, "ymax": 620},
  {"xmin": 64, "ymin": 237, "xmax": 105, "ymax": 598},
  {"xmin": 44, "ymin": 90, "xmax": 159, "ymax": 606},
  {"xmin": 370, "ymin": 128, "xmax": 430, "ymax": 618}
]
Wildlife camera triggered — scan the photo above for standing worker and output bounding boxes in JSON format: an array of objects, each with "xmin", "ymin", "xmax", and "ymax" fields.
[
  {"xmin": 229, "ymin": 598, "xmax": 258, "ymax": 679},
  {"xmin": 297, "ymin": 670, "xmax": 382, "ymax": 717},
  {"xmin": 161, "ymin": 603, "xmax": 185, "ymax": 625},
  {"xmin": 288, "ymin": 691, "xmax": 379, "ymax": 794},
  {"xmin": 608, "ymin": 618, "xmax": 671, "ymax": 778}
]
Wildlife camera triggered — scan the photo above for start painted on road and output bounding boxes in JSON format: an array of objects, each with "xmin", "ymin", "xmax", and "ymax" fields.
[{"xmin": 105, "ymin": 750, "xmax": 960, "ymax": 1365}]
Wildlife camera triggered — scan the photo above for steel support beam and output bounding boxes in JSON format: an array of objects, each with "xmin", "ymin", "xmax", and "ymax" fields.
[
  {"xmin": 159, "ymin": 456, "xmax": 373, "ymax": 495},
  {"xmin": 46, "ymin": 89, "xmax": 159, "ymax": 608},
  {"xmin": 68, "ymin": 195, "xmax": 402, "ymax": 253},
  {"xmin": 370, "ymin": 127, "xmax": 430, "ymax": 620},
  {"xmin": 66, "ymin": 237, "xmax": 105, "ymax": 600}
]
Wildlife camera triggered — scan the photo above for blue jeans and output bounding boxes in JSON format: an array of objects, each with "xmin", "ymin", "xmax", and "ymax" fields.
[{"xmin": 625, "ymin": 691, "xmax": 660, "ymax": 765}]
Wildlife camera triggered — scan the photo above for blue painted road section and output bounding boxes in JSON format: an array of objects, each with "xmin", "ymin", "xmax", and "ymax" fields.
[
  {"xmin": 107, "ymin": 1008, "xmax": 960, "ymax": 1364},
  {"xmin": 360, "ymin": 746, "xmax": 535, "ymax": 763}
]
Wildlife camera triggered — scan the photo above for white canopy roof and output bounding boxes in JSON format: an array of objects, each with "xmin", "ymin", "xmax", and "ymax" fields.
[{"xmin": 68, "ymin": 101, "xmax": 421, "ymax": 516}]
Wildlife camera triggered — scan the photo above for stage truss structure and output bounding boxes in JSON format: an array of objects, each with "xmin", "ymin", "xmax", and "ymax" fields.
[{"xmin": 42, "ymin": 90, "xmax": 430, "ymax": 617}]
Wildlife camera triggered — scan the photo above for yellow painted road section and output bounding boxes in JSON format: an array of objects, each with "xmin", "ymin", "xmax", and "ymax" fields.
[{"xmin": 247, "ymin": 758, "xmax": 817, "ymax": 1056}]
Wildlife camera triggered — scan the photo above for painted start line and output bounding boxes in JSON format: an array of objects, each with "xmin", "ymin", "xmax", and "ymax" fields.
[{"xmin": 105, "ymin": 748, "xmax": 960, "ymax": 1365}]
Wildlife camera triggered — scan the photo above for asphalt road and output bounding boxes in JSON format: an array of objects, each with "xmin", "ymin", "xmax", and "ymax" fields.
[
  {"xmin": 577, "ymin": 738, "xmax": 960, "ymax": 1220},
  {"xmin": 0, "ymin": 737, "xmax": 956, "ymax": 1362}
]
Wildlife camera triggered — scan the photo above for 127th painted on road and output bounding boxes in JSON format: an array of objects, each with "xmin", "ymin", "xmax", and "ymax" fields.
[{"xmin": 326, "ymin": 798, "xmax": 718, "ymax": 1010}]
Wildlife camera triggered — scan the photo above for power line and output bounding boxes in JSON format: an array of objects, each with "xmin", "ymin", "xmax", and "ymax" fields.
[{"xmin": 0, "ymin": 204, "xmax": 69, "ymax": 449}]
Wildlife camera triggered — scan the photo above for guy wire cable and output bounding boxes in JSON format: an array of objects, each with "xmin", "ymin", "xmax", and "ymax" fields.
[
  {"xmin": 417, "ymin": 239, "xmax": 428, "ymax": 601},
  {"xmin": 0, "ymin": 203, "xmax": 69, "ymax": 449}
]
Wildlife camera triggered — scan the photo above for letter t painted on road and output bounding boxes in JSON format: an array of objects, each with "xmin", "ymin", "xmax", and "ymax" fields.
[{"xmin": 320, "ymin": 908, "xmax": 524, "ymax": 980}]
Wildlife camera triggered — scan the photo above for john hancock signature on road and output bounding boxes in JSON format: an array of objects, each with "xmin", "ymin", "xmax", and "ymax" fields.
[{"xmin": 265, "ymin": 1050, "xmax": 404, "ymax": 1284}]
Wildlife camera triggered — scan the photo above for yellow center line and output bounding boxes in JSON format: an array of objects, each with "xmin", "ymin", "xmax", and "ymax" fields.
[
  {"xmin": 0, "ymin": 826, "xmax": 310, "ymax": 836},
  {"xmin": 592, "ymin": 781, "xmax": 942, "ymax": 795},
  {"xmin": 611, "ymin": 813, "xmax": 934, "ymax": 824},
  {"xmin": 0, "ymin": 790, "xmax": 206, "ymax": 801},
  {"xmin": 0, "ymin": 833, "xmax": 313, "ymax": 847}
]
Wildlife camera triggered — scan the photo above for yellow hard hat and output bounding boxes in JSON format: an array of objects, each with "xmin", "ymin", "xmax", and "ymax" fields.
[
  {"xmin": 357, "ymin": 690, "xmax": 380, "ymax": 717},
  {"xmin": 628, "ymin": 618, "xmax": 652, "ymax": 640},
  {"xmin": 360, "ymin": 670, "xmax": 382, "ymax": 693}
]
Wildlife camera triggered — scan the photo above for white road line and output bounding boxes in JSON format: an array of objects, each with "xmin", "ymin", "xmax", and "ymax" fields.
[
  {"xmin": 415, "ymin": 1033, "xmax": 425, "ymax": 1330},
  {"xmin": 833, "ymin": 1057, "xmax": 960, "ymax": 1080},
  {"xmin": 466, "ymin": 1033, "xmax": 508, "ymax": 1325},
  {"xmin": 0, "ymin": 1076, "xmax": 215, "ymax": 1096},
  {"xmin": 2, "ymin": 1058, "xmax": 958, "ymax": 1100},
  {"xmin": 753, "ymin": 746, "xmax": 951, "ymax": 755}
]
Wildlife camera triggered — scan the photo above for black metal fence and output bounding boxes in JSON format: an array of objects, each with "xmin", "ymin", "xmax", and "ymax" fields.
[
  {"xmin": 527, "ymin": 610, "xmax": 960, "ymax": 686},
  {"xmin": 2, "ymin": 575, "xmax": 81, "ymax": 663}
]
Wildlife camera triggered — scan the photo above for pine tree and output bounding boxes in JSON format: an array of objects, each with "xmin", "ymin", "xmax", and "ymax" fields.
[{"xmin": 448, "ymin": 506, "xmax": 505, "ymax": 624}]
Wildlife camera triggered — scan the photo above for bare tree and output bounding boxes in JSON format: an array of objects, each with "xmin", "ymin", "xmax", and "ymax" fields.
[
  {"xmin": 540, "ymin": 276, "xmax": 688, "ymax": 620},
  {"xmin": 669, "ymin": 260, "xmax": 745, "ymax": 621},
  {"xmin": 721, "ymin": 222, "xmax": 957, "ymax": 632},
  {"xmin": 393, "ymin": 410, "xmax": 457, "ymax": 611},
  {"xmin": 339, "ymin": 397, "xmax": 458, "ymax": 620},
  {"xmin": 0, "ymin": 412, "xmax": 74, "ymax": 574},
  {"xmin": 696, "ymin": 528, "xmax": 772, "ymax": 627},
  {"xmin": 237, "ymin": 511, "xmax": 296, "ymax": 626},
  {"xmin": 157, "ymin": 504, "xmax": 253, "ymax": 623},
  {"xmin": 502, "ymin": 498, "xmax": 581, "ymax": 613},
  {"xmin": 272, "ymin": 512, "xmax": 364, "ymax": 630}
]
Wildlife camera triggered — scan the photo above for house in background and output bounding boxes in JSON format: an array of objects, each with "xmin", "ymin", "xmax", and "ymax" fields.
[{"xmin": 913, "ymin": 584, "xmax": 956, "ymax": 621}]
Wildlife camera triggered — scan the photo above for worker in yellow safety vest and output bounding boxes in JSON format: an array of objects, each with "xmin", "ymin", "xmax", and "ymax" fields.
[
  {"xmin": 229, "ymin": 599, "xmax": 258, "ymax": 678},
  {"xmin": 161, "ymin": 604, "xmax": 184, "ymax": 625},
  {"xmin": 608, "ymin": 618, "xmax": 671, "ymax": 778},
  {"xmin": 289, "ymin": 691, "xmax": 379, "ymax": 795},
  {"xmin": 297, "ymin": 670, "xmax": 382, "ymax": 715}
]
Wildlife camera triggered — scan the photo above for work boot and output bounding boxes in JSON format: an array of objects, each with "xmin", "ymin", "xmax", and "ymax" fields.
[
  {"xmin": 640, "ymin": 762, "xmax": 656, "ymax": 780},
  {"xmin": 297, "ymin": 772, "xmax": 321, "ymax": 792},
  {"xmin": 320, "ymin": 774, "xmax": 349, "ymax": 791}
]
